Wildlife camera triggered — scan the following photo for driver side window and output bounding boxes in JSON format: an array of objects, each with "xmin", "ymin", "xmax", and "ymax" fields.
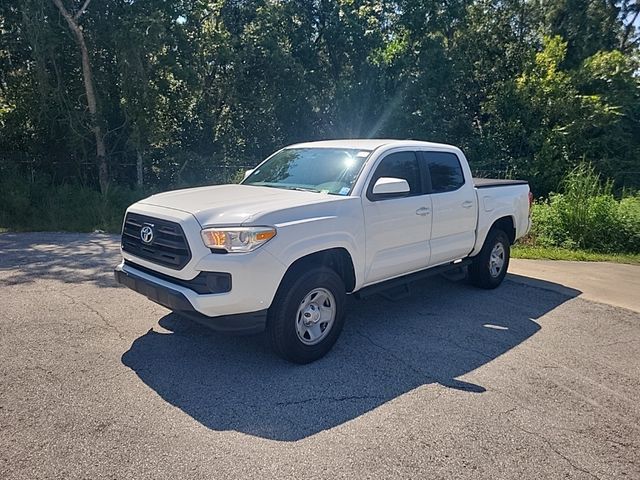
[{"xmin": 367, "ymin": 151, "xmax": 422, "ymax": 200}]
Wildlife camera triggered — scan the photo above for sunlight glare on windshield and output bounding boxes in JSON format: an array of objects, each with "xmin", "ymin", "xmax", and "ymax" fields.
[
  {"xmin": 243, "ymin": 148, "xmax": 370, "ymax": 195},
  {"xmin": 343, "ymin": 155, "xmax": 356, "ymax": 168}
]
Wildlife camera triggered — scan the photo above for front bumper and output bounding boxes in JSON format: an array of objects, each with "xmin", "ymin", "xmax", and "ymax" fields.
[{"xmin": 114, "ymin": 263, "xmax": 267, "ymax": 334}]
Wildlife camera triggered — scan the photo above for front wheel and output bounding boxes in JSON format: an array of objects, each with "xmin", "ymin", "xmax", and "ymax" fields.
[
  {"xmin": 267, "ymin": 267, "xmax": 346, "ymax": 364},
  {"xmin": 469, "ymin": 229, "xmax": 510, "ymax": 289}
]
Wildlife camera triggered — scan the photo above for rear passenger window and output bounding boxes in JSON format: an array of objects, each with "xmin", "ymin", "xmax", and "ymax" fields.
[
  {"xmin": 369, "ymin": 151, "xmax": 421, "ymax": 199},
  {"xmin": 425, "ymin": 152, "xmax": 464, "ymax": 193}
]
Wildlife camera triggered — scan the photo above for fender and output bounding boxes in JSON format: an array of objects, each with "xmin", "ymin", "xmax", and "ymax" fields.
[
  {"xmin": 263, "ymin": 214, "xmax": 365, "ymax": 290},
  {"xmin": 472, "ymin": 213, "xmax": 516, "ymax": 257}
]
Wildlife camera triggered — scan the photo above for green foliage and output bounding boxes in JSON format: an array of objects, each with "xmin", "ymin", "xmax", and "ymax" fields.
[
  {"xmin": 1, "ymin": 0, "xmax": 638, "ymax": 196},
  {"xmin": 0, "ymin": 168, "xmax": 146, "ymax": 233},
  {"xmin": 618, "ymin": 195, "xmax": 640, "ymax": 252},
  {"xmin": 0, "ymin": 161, "xmax": 249, "ymax": 232},
  {"xmin": 486, "ymin": 35, "xmax": 638, "ymax": 195},
  {"xmin": 0, "ymin": 0, "xmax": 639, "ymax": 244},
  {"xmin": 527, "ymin": 164, "xmax": 640, "ymax": 253}
]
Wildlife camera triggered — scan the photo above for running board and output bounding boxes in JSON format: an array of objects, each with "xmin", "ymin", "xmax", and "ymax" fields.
[{"xmin": 355, "ymin": 259, "xmax": 472, "ymax": 300}]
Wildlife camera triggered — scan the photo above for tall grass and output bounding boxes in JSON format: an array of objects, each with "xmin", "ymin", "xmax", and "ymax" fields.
[
  {"xmin": 528, "ymin": 163, "xmax": 640, "ymax": 253},
  {"xmin": 0, "ymin": 174, "xmax": 147, "ymax": 233},
  {"xmin": 0, "ymin": 165, "xmax": 247, "ymax": 233}
]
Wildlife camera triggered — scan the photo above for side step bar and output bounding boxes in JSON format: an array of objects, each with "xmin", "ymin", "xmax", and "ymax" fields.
[{"xmin": 355, "ymin": 259, "xmax": 473, "ymax": 300}]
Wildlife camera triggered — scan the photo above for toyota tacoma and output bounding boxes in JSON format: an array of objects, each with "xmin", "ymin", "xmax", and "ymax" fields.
[{"xmin": 115, "ymin": 139, "xmax": 531, "ymax": 363}]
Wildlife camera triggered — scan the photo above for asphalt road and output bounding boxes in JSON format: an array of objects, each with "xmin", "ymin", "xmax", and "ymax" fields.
[{"xmin": 1, "ymin": 232, "xmax": 639, "ymax": 479}]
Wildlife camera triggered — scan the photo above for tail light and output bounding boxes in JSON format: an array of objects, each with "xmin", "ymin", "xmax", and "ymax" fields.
[{"xmin": 528, "ymin": 191, "xmax": 533, "ymax": 217}]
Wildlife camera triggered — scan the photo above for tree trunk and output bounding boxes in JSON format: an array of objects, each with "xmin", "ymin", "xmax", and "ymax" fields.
[
  {"xmin": 52, "ymin": 0, "xmax": 109, "ymax": 194},
  {"xmin": 136, "ymin": 150, "xmax": 144, "ymax": 187}
]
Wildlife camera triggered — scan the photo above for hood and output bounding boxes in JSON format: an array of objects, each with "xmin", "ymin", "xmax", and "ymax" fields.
[{"xmin": 139, "ymin": 184, "xmax": 347, "ymax": 226}]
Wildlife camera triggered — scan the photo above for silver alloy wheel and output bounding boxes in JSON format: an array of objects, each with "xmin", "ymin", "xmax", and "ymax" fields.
[
  {"xmin": 295, "ymin": 287, "xmax": 336, "ymax": 346},
  {"xmin": 489, "ymin": 242, "xmax": 506, "ymax": 277}
]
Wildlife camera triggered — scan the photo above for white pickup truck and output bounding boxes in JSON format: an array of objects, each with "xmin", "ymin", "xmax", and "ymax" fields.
[{"xmin": 115, "ymin": 139, "xmax": 531, "ymax": 363}]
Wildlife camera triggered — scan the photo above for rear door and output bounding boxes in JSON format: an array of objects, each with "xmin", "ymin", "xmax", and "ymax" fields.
[
  {"xmin": 362, "ymin": 150, "xmax": 432, "ymax": 285},
  {"xmin": 421, "ymin": 151, "xmax": 477, "ymax": 266}
]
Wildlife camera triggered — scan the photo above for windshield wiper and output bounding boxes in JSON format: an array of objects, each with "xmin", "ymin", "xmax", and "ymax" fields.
[
  {"xmin": 286, "ymin": 186, "xmax": 322, "ymax": 193},
  {"xmin": 249, "ymin": 183, "xmax": 323, "ymax": 193}
]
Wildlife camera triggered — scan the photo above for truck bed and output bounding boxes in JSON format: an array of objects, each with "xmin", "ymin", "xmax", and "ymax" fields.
[{"xmin": 473, "ymin": 178, "xmax": 528, "ymax": 189}]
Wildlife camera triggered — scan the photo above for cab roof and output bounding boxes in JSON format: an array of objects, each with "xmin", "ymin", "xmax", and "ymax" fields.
[{"xmin": 285, "ymin": 139, "xmax": 457, "ymax": 151}]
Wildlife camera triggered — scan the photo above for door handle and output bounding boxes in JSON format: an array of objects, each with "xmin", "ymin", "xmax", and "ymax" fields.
[
  {"xmin": 416, "ymin": 207, "xmax": 431, "ymax": 216},
  {"xmin": 462, "ymin": 201, "xmax": 474, "ymax": 208}
]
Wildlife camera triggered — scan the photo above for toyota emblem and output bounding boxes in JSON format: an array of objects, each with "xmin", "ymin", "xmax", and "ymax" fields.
[{"xmin": 140, "ymin": 225, "xmax": 154, "ymax": 244}]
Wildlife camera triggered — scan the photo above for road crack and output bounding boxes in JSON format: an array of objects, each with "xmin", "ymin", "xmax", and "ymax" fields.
[
  {"xmin": 513, "ymin": 424, "xmax": 601, "ymax": 480},
  {"xmin": 354, "ymin": 329, "xmax": 430, "ymax": 378},
  {"xmin": 274, "ymin": 395, "xmax": 384, "ymax": 407},
  {"xmin": 594, "ymin": 339, "xmax": 638, "ymax": 348},
  {"xmin": 60, "ymin": 290, "xmax": 126, "ymax": 340}
]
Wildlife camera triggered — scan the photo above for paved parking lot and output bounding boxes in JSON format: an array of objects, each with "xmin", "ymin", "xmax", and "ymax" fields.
[{"xmin": 1, "ymin": 232, "xmax": 639, "ymax": 479}]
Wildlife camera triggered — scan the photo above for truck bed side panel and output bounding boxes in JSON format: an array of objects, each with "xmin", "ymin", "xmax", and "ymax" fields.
[{"xmin": 470, "ymin": 184, "xmax": 530, "ymax": 257}]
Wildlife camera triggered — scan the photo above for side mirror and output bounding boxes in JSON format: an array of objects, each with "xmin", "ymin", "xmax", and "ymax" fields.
[
  {"xmin": 372, "ymin": 177, "xmax": 410, "ymax": 196},
  {"xmin": 243, "ymin": 169, "xmax": 254, "ymax": 180}
]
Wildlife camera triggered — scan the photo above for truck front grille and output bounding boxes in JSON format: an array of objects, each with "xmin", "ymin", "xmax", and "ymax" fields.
[{"xmin": 121, "ymin": 213, "xmax": 192, "ymax": 270}]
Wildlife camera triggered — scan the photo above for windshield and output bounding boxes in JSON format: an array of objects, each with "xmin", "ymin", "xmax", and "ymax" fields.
[{"xmin": 242, "ymin": 148, "xmax": 370, "ymax": 195}]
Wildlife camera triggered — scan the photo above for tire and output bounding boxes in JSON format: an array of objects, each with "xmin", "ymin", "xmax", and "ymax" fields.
[
  {"xmin": 469, "ymin": 228, "xmax": 510, "ymax": 289},
  {"xmin": 267, "ymin": 266, "xmax": 346, "ymax": 364}
]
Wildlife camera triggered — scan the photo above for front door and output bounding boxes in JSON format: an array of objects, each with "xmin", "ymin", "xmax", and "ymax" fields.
[{"xmin": 362, "ymin": 151, "xmax": 432, "ymax": 285}]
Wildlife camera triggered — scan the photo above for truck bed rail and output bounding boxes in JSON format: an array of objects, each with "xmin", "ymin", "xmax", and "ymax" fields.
[{"xmin": 473, "ymin": 178, "xmax": 528, "ymax": 189}]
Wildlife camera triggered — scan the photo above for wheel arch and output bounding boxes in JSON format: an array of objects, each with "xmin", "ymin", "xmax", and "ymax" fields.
[
  {"xmin": 281, "ymin": 248, "xmax": 357, "ymax": 293},
  {"xmin": 490, "ymin": 215, "xmax": 516, "ymax": 245}
]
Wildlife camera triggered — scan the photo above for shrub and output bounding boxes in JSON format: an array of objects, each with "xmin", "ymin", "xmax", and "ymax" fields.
[
  {"xmin": 618, "ymin": 195, "xmax": 640, "ymax": 252},
  {"xmin": 0, "ymin": 170, "xmax": 147, "ymax": 233},
  {"xmin": 528, "ymin": 164, "xmax": 640, "ymax": 253}
]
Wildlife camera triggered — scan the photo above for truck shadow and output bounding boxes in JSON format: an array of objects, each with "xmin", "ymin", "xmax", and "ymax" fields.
[{"xmin": 121, "ymin": 276, "xmax": 580, "ymax": 442}]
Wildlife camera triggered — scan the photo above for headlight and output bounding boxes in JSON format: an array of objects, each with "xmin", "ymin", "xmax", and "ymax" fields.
[{"xmin": 201, "ymin": 226, "xmax": 276, "ymax": 253}]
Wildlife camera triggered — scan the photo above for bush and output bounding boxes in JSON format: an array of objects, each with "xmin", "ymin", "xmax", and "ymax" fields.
[
  {"xmin": 528, "ymin": 164, "xmax": 640, "ymax": 253},
  {"xmin": 0, "ymin": 172, "xmax": 147, "ymax": 233},
  {"xmin": 0, "ymin": 162, "xmax": 247, "ymax": 233},
  {"xmin": 618, "ymin": 195, "xmax": 640, "ymax": 252}
]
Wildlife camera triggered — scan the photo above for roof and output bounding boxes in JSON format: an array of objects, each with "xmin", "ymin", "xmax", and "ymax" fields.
[{"xmin": 285, "ymin": 139, "xmax": 457, "ymax": 151}]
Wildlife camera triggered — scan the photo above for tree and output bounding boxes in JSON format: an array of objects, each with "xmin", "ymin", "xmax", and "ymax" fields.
[
  {"xmin": 51, "ymin": 0, "xmax": 108, "ymax": 193},
  {"xmin": 619, "ymin": 0, "xmax": 640, "ymax": 51},
  {"xmin": 0, "ymin": 0, "xmax": 638, "ymax": 197},
  {"xmin": 486, "ymin": 36, "xmax": 639, "ymax": 194}
]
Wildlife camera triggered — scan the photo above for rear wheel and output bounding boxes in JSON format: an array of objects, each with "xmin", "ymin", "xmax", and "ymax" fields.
[
  {"xmin": 267, "ymin": 267, "xmax": 346, "ymax": 364},
  {"xmin": 469, "ymin": 229, "xmax": 510, "ymax": 289}
]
